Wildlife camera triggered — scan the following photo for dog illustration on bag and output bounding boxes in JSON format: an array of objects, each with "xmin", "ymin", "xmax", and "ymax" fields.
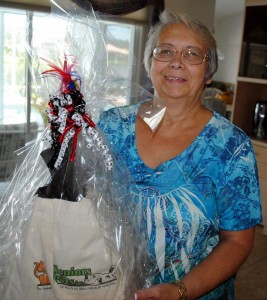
[
  {"xmin": 84, "ymin": 265, "xmax": 117, "ymax": 286},
  {"xmin": 34, "ymin": 261, "xmax": 51, "ymax": 286}
]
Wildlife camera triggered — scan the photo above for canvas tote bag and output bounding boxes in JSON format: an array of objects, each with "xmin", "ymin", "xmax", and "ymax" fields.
[{"xmin": 3, "ymin": 196, "xmax": 124, "ymax": 300}]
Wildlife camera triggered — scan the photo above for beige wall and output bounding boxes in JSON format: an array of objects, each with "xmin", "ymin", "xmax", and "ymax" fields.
[
  {"xmin": 0, "ymin": 0, "xmax": 49, "ymax": 6},
  {"xmin": 0, "ymin": 0, "xmax": 216, "ymax": 29},
  {"xmin": 0, "ymin": 0, "xmax": 152, "ymax": 22}
]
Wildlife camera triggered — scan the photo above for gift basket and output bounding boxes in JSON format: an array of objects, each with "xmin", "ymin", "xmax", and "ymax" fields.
[{"xmin": 0, "ymin": 1, "xmax": 154, "ymax": 299}]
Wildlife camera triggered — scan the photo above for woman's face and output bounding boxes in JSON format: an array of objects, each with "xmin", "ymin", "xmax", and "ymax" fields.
[{"xmin": 150, "ymin": 24, "xmax": 211, "ymax": 105}]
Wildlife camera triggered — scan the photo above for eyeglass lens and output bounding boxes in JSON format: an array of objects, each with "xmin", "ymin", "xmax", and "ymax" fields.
[{"xmin": 153, "ymin": 46, "xmax": 206, "ymax": 65}]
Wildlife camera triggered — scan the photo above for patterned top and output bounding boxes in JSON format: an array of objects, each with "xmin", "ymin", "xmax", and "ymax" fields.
[{"xmin": 98, "ymin": 102, "xmax": 262, "ymax": 299}]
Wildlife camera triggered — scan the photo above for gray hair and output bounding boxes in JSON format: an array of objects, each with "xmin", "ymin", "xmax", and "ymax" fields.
[{"xmin": 143, "ymin": 10, "xmax": 218, "ymax": 80}]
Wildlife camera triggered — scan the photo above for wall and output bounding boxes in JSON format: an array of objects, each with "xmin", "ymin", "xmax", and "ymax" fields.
[
  {"xmin": 164, "ymin": 0, "xmax": 216, "ymax": 33},
  {"xmin": 0, "ymin": 0, "xmax": 49, "ymax": 5},
  {"xmin": 0, "ymin": 0, "xmax": 152, "ymax": 22},
  {"xmin": 213, "ymin": 14, "xmax": 244, "ymax": 83},
  {"xmin": 1, "ymin": 0, "xmax": 216, "ymax": 30},
  {"xmin": 0, "ymin": 0, "xmax": 50, "ymax": 10}
]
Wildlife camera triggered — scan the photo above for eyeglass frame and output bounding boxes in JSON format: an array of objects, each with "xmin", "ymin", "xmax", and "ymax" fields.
[{"xmin": 152, "ymin": 45, "xmax": 209, "ymax": 65}]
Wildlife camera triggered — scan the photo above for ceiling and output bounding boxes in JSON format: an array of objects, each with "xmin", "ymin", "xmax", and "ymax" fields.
[{"xmin": 215, "ymin": 0, "xmax": 245, "ymax": 20}]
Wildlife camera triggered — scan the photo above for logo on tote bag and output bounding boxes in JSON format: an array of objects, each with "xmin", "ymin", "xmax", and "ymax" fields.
[
  {"xmin": 54, "ymin": 264, "xmax": 117, "ymax": 288},
  {"xmin": 84, "ymin": 265, "xmax": 117, "ymax": 286},
  {"xmin": 33, "ymin": 261, "xmax": 51, "ymax": 287}
]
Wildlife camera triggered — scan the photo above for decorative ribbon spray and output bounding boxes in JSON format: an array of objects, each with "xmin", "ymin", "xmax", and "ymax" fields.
[{"xmin": 41, "ymin": 56, "xmax": 112, "ymax": 171}]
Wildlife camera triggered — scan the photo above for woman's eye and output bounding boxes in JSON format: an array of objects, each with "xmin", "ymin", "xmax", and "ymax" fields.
[
  {"xmin": 161, "ymin": 49, "xmax": 172, "ymax": 55},
  {"xmin": 186, "ymin": 50, "xmax": 201, "ymax": 57}
]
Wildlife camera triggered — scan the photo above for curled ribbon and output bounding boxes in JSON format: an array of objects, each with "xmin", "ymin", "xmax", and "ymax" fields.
[{"xmin": 42, "ymin": 57, "xmax": 113, "ymax": 170}]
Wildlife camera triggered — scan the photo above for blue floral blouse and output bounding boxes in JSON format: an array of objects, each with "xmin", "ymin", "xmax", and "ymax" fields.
[{"xmin": 98, "ymin": 102, "xmax": 262, "ymax": 299}]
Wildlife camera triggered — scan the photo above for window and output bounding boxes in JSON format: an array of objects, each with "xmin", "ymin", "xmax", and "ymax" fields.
[
  {"xmin": 0, "ymin": 6, "xmax": 146, "ymax": 182},
  {"xmin": 0, "ymin": 8, "xmax": 49, "ymax": 130},
  {"xmin": 0, "ymin": 9, "xmax": 27, "ymax": 125}
]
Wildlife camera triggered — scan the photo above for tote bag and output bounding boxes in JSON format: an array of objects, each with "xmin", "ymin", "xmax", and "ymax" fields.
[{"xmin": 3, "ymin": 196, "xmax": 124, "ymax": 300}]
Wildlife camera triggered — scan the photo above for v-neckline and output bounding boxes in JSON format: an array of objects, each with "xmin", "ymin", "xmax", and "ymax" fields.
[{"xmin": 133, "ymin": 109, "xmax": 215, "ymax": 171}]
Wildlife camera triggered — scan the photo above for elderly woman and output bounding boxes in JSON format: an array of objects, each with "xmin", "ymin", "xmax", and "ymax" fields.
[{"xmin": 98, "ymin": 10, "xmax": 262, "ymax": 300}]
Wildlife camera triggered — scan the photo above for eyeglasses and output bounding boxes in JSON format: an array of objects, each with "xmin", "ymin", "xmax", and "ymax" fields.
[{"xmin": 152, "ymin": 46, "xmax": 208, "ymax": 65}]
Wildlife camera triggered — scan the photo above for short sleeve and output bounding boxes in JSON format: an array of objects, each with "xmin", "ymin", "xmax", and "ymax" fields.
[{"xmin": 218, "ymin": 138, "xmax": 262, "ymax": 230}]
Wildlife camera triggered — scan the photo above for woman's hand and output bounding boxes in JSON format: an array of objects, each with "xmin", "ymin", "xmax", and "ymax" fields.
[{"xmin": 135, "ymin": 283, "xmax": 180, "ymax": 300}]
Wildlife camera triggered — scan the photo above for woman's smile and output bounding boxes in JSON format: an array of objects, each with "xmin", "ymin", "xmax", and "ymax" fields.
[{"xmin": 164, "ymin": 75, "xmax": 186, "ymax": 82}]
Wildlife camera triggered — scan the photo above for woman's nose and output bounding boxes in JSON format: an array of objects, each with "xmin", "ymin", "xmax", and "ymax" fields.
[{"xmin": 170, "ymin": 52, "xmax": 184, "ymax": 68}]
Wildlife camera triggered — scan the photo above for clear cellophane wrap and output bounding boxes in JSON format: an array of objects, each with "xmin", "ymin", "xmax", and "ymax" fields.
[{"xmin": 0, "ymin": 1, "xmax": 154, "ymax": 299}]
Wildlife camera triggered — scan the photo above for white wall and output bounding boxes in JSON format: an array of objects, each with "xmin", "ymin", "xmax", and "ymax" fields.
[
  {"xmin": 164, "ymin": 0, "xmax": 216, "ymax": 33},
  {"xmin": 213, "ymin": 14, "xmax": 244, "ymax": 83}
]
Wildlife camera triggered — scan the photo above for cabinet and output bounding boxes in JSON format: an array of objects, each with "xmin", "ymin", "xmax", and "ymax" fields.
[{"xmin": 231, "ymin": 0, "xmax": 267, "ymax": 235}]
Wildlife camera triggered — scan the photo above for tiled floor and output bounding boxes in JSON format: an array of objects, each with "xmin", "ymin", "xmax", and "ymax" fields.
[{"xmin": 235, "ymin": 225, "xmax": 267, "ymax": 299}]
